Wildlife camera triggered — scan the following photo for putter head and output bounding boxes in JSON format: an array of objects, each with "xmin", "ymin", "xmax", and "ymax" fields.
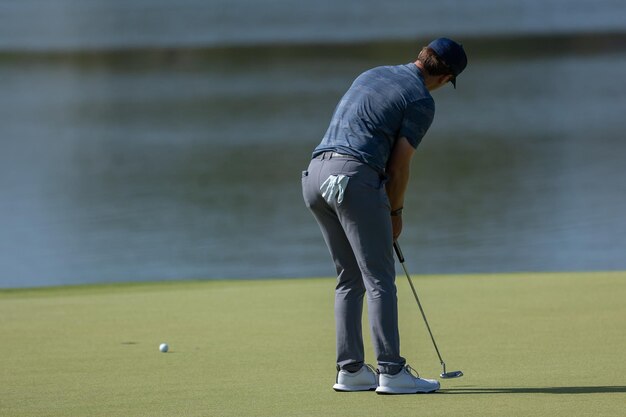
[{"xmin": 440, "ymin": 370, "xmax": 464, "ymax": 379}]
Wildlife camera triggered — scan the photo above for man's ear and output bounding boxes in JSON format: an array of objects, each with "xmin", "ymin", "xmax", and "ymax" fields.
[{"xmin": 439, "ymin": 74, "xmax": 453, "ymax": 86}]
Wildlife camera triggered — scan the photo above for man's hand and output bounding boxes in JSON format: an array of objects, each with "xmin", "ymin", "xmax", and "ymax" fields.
[{"xmin": 391, "ymin": 214, "xmax": 403, "ymax": 239}]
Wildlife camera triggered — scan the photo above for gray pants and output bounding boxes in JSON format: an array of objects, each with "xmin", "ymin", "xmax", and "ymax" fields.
[{"xmin": 302, "ymin": 152, "xmax": 405, "ymax": 375}]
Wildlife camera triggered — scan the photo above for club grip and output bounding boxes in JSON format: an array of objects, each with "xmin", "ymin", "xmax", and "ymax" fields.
[{"xmin": 393, "ymin": 240, "xmax": 405, "ymax": 263}]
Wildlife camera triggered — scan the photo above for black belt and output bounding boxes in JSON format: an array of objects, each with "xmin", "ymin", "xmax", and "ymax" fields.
[
  {"xmin": 314, "ymin": 151, "xmax": 386, "ymax": 177},
  {"xmin": 315, "ymin": 151, "xmax": 357, "ymax": 160}
]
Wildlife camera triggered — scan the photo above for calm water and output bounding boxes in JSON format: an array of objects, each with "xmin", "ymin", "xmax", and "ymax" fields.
[
  {"xmin": 2, "ymin": 0, "xmax": 625, "ymax": 50},
  {"xmin": 1, "ymin": 1, "xmax": 626, "ymax": 288}
]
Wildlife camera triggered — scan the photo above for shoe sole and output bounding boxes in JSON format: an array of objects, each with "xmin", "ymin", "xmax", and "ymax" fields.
[
  {"xmin": 375, "ymin": 386, "xmax": 440, "ymax": 395},
  {"xmin": 333, "ymin": 384, "xmax": 377, "ymax": 392}
]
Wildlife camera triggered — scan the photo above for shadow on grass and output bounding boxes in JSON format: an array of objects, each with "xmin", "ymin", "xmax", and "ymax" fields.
[{"xmin": 440, "ymin": 386, "xmax": 626, "ymax": 395}]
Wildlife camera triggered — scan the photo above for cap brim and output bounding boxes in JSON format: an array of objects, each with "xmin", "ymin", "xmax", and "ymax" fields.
[{"xmin": 451, "ymin": 77, "xmax": 457, "ymax": 89}]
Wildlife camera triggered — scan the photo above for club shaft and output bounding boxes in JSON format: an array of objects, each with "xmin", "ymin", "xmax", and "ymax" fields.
[{"xmin": 394, "ymin": 241, "xmax": 446, "ymax": 368}]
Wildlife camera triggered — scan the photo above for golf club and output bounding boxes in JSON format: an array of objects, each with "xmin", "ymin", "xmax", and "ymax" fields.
[{"xmin": 393, "ymin": 240, "xmax": 463, "ymax": 379}]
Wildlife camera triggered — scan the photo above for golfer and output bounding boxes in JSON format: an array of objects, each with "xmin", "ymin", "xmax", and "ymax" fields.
[{"xmin": 302, "ymin": 38, "xmax": 467, "ymax": 394}]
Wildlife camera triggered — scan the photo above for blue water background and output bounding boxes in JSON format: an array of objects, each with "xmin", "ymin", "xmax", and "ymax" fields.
[{"xmin": 1, "ymin": 1, "xmax": 625, "ymax": 288}]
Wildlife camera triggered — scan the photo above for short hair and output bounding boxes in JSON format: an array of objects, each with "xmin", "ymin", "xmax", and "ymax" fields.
[{"xmin": 417, "ymin": 47, "xmax": 453, "ymax": 77}]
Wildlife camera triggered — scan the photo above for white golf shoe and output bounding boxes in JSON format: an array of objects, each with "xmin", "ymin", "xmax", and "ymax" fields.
[
  {"xmin": 376, "ymin": 365, "xmax": 440, "ymax": 394},
  {"xmin": 333, "ymin": 364, "xmax": 378, "ymax": 392}
]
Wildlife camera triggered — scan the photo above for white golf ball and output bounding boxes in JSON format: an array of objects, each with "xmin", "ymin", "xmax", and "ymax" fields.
[{"xmin": 159, "ymin": 343, "xmax": 169, "ymax": 353}]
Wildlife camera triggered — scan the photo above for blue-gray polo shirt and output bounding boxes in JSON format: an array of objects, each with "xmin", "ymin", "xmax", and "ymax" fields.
[{"xmin": 313, "ymin": 63, "xmax": 435, "ymax": 173}]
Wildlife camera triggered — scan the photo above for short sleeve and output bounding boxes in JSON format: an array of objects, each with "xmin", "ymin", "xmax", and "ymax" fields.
[{"xmin": 399, "ymin": 98, "xmax": 435, "ymax": 148}]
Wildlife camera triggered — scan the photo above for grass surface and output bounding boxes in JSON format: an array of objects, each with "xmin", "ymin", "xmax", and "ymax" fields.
[{"xmin": 1, "ymin": 272, "xmax": 625, "ymax": 416}]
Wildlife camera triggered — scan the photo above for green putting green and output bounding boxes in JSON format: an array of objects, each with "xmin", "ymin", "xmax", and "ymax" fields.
[{"xmin": 2, "ymin": 272, "xmax": 625, "ymax": 416}]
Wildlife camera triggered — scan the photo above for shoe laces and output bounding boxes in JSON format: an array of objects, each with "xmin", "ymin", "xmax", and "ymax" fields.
[
  {"xmin": 365, "ymin": 364, "xmax": 380, "ymax": 384},
  {"xmin": 404, "ymin": 365, "xmax": 420, "ymax": 378},
  {"xmin": 365, "ymin": 364, "xmax": 377, "ymax": 374}
]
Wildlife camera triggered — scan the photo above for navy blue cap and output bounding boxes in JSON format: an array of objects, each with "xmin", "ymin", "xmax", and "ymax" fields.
[{"xmin": 428, "ymin": 38, "xmax": 468, "ymax": 88}]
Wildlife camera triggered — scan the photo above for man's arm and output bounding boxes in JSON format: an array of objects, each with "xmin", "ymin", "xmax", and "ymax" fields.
[{"xmin": 386, "ymin": 136, "xmax": 415, "ymax": 239}]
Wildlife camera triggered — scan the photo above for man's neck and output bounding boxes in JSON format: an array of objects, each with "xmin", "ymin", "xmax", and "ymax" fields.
[{"xmin": 413, "ymin": 60, "xmax": 439, "ymax": 91}]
